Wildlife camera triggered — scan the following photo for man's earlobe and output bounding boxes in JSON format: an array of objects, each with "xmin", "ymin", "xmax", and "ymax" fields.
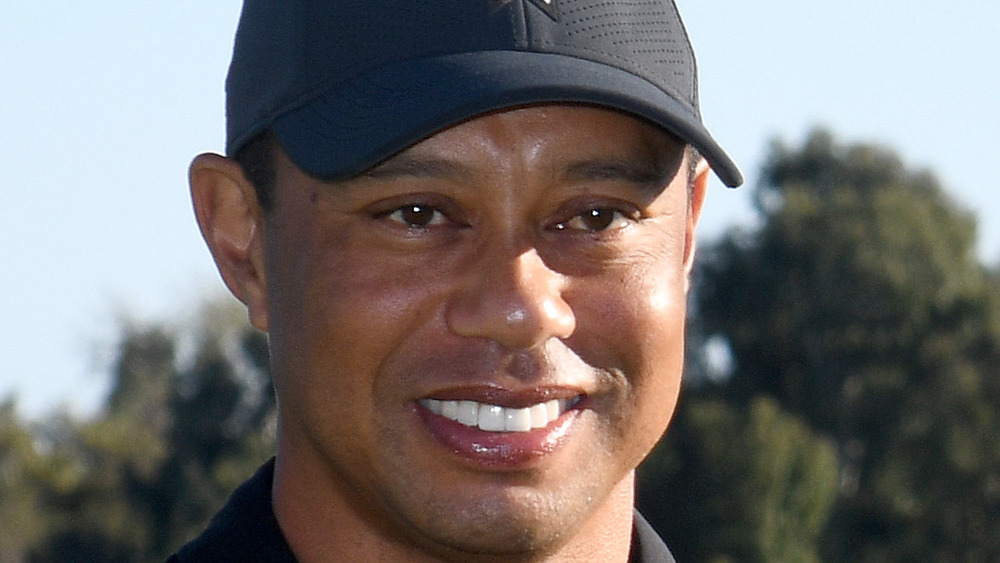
[{"xmin": 189, "ymin": 153, "xmax": 270, "ymax": 332}]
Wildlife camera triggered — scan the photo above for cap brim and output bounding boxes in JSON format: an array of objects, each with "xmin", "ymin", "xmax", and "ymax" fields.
[{"xmin": 271, "ymin": 51, "xmax": 743, "ymax": 188}]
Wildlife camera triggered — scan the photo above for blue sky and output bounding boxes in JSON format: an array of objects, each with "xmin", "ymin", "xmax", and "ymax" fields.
[{"xmin": 2, "ymin": 1, "xmax": 998, "ymax": 417}]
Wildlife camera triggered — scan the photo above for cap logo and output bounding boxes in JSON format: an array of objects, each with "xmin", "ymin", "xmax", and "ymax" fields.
[
  {"xmin": 528, "ymin": 0, "xmax": 559, "ymax": 19},
  {"xmin": 490, "ymin": 0, "xmax": 558, "ymax": 20}
]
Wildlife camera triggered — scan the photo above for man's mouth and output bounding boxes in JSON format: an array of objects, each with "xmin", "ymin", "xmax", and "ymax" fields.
[{"xmin": 418, "ymin": 397, "xmax": 583, "ymax": 433}]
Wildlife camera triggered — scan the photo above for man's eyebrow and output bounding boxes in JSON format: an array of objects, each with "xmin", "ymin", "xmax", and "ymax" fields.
[
  {"xmin": 361, "ymin": 155, "xmax": 466, "ymax": 180},
  {"xmin": 563, "ymin": 157, "xmax": 680, "ymax": 191}
]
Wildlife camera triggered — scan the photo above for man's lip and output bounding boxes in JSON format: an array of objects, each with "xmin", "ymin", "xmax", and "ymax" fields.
[
  {"xmin": 411, "ymin": 384, "xmax": 593, "ymax": 468},
  {"xmin": 415, "ymin": 401, "xmax": 583, "ymax": 470}
]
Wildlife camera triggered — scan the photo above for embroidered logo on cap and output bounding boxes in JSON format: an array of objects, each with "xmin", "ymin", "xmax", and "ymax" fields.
[
  {"xmin": 529, "ymin": 0, "xmax": 558, "ymax": 19},
  {"xmin": 490, "ymin": 0, "xmax": 558, "ymax": 20}
]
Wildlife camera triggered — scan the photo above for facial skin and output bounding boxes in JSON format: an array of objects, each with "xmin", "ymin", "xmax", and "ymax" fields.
[{"xmin": 190, "ymin": 105, "xmax": 708, "ymax": 562}]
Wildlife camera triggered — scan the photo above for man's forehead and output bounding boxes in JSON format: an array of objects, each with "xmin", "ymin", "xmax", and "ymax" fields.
[{"xmin": 357, "ymin": 105, "xmax": 688, "ymax": 188}]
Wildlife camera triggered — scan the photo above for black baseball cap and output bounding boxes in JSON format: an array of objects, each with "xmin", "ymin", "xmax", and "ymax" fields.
[{"xmin": 226, "ymin": 0, "xmax": 743, "ymax": 188}]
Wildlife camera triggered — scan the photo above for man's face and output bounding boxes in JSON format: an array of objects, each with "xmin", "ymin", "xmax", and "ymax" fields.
[{"xmin": 260, "ymin": 105, "xmax": 704, "ymax": 557}]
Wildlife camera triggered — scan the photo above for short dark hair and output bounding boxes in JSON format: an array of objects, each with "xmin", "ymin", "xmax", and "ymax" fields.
[
  {"xmin": 234, "ymin": 128, "xmax": 701, "ymax": 212},
  {"xmin": 233, "ymin": 128, "xmax": 277, "ymax": 211}
]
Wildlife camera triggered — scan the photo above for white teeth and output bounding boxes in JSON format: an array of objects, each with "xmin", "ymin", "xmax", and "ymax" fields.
[
  {"xmin": 457, "ymin": 401, "xmax": 479, "ymax": 426},
  {"xmin": 547, "ymin": 399, "xmax": 561, "ymax": 421},
  {"xmin": 505, "ymin": 407, "xmax": 532, "ymax": 432},
  {"xmin": 419, "ymin": 397, "xmax": 580, "ymax": 433},
  {"xmin": 423, "ymin": 398, "xmax": 442, "ymax": 415},
  {"xmin": 441, "ymin": 400, "xmax": 457, "ymax": 419},
  {"xmin": 529, "ymin": 403, "xmax": 549, "ymax": 429},
  {"xmin": 478, "ymin": 404, "xmax": 505, "ymax": 431}
]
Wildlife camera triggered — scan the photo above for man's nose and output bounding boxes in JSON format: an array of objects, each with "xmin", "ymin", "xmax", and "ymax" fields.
[{"xmin": 445, "ymin": 247, "xmax": 576, "ymax": 350}]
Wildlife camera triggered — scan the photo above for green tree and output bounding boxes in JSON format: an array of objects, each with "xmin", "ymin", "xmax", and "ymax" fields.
[
  {"xmin": 0, "ymin": 401, "xmax": 50, "ymax": 563},
  {"xmin": 640, "ymin": 396, "xmax": 839, "ymax": 563},
  {"xmin": 693, "ymin": 129, "xmax": 1000, "ymax": 561},
  {"xmin": 24, "ymin": 298, "xmax": 275, "ymax": 562}
]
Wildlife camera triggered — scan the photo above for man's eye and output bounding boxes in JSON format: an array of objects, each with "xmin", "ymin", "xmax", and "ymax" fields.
[
  {"xmin": 556, "ymin": 208, "xmax": 632, "ymax": 232},
  {"xmin": 386, "ymin": 204, "xmax": 447, "ymax": 228}
]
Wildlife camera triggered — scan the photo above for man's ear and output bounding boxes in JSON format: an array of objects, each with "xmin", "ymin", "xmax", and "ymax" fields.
[
  {"xmin": 682, "ymin": 156, "xmax": 710, "ymax": 292},
  {"xmin": 189, "ymin": 153, "xmax": 270, "ymax": 332}
]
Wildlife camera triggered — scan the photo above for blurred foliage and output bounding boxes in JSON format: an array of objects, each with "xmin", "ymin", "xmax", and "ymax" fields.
[
  {"xmin": 0, "ymin": 299, "xmax": 274, "ymax": 562},
  {"xmin": 640, "ymin": 129, "xmax": 1000, "ymax": 562},
  {"xmin": 2, "ymin": 130, "xmax": 998, "ymax": 562},
  {"xmin": 639, "ymin": 395, "xmax": 839, "ymax": 562}
]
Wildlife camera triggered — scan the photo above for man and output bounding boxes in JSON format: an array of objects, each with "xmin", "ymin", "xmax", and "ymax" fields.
[{"xmin": 170, "ymin": 0, "xmax": 741, "ymax": 561}]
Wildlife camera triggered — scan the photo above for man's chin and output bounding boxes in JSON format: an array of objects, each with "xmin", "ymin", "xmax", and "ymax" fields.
[{"xmin": 375, "ymin": 471, "xmax": 615, "ymax": 560}]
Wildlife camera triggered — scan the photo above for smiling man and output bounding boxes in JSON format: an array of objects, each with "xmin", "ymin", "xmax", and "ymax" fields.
[{"xmin": 169, "ymin": 1, "xmax": 741, "ymax": 561}]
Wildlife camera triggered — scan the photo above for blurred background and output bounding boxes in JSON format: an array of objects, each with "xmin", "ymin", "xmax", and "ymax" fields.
[{"xmin": 2, "ymin": 1, "xmax": 998, "ymax": 561}]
